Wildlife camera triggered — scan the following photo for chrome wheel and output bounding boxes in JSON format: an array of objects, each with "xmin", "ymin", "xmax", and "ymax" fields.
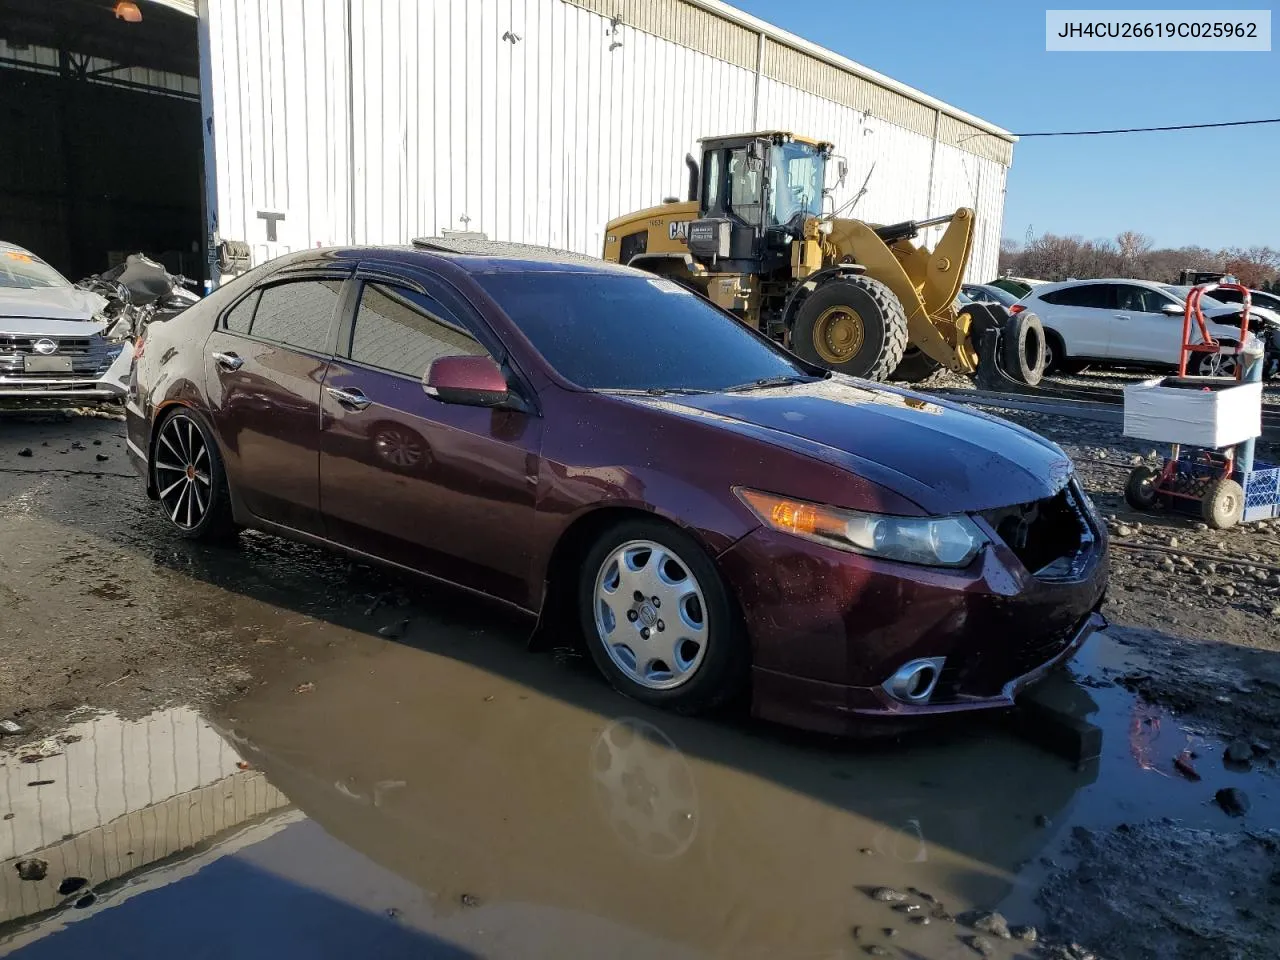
[
  {"xmin": 1198, "ymin": 349, "xmax": 1239, "ymax": 378},
  {"xmin": 592, "ymin": 540, "xmax": 708, "ymax": 690},
  {"xmin": 154, "ymin": 413, "xmax": 212, "ymax": 530}
]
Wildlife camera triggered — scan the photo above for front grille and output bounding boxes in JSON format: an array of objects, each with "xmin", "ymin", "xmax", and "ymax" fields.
[
  {"xmin": 981, "ymin": 480, "xmax": 1096, "ymax": 581},
  {"xmin": 0, "ymin": 334, "xmax": 115, "ymax": 378}
]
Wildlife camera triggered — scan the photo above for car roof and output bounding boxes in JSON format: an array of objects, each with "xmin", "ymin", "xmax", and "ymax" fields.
[
  {"xmin": 0, "ymin": 240, "xmax": 35, "ymax": 256},
  {"xmin": 1031, "ymin": 277, "xmax": 1168, "ymax": 294},
  {"xmin": 273, "ymin": 240, "xmax": 640, "ymax": 278}
]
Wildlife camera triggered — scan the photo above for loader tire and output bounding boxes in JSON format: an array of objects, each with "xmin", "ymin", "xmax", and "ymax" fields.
[
  {"xmin": 791, "ymin": 277, "xmax": 908, "ymax": 381},
  {"xmin": 888, "ymin": 347, "xmax": 943, "ymax": 384},
  {"xmin": 1002, "ymin": 310, "xmax": 1047, "ymax": 387}
]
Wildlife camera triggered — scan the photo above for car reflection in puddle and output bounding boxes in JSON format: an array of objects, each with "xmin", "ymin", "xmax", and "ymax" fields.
[{"xmin": 3, "ymin": 631, "xmax": 1277, "ymax": 959}]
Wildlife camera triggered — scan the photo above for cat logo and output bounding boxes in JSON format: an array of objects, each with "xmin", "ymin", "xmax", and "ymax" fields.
[{"xmin": 668, "ymin": 221, "xmax": 691, "ymax": 242}]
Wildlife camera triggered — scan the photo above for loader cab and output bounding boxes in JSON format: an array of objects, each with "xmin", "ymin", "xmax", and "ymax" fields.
[{"xmin": 689, "ymin": 132, "xmax": 833, "ymax": 273}]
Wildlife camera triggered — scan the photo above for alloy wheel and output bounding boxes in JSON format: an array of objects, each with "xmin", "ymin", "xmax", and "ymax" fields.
[
  {"xmin": 593, "ymin": 540, "xmax": 708, "ymax": 690},
  {"xmin": 154, "ymin": 413, "xmax": 212, "ymax": 530}
]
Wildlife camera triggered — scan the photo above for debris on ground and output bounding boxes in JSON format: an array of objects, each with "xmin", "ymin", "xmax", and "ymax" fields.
[
  {"xmin": 1173, "ymin": 750, "xmax": 1201, "ymax": 781},
  {"xmin": 957, "ymin": 910, "xmax": 1011, "ymax": 940},
  {"xmin": 1225, "ymin": 740, "xmax": 1255, "ymax": 765},
  {"xmin": 15, "ymin": 859, "xmax": 48, "ymax": 881},
  {"xmin": 1038, "ymin": 822, "xmax": 1280, "ymax": 959},
  {"xmin": 1215, "ymin": 786, "xmax": 1250, "ymax": 817},
  {"xmin": 293, "ymin": 682, "xmax": 315, "ymax": 694},
  {"xmin": 459, "ymin": 893, "xmax": 481, "ymax": 907},
  {"xmin": 377, "ymin": 619, "xmax": 410, "ymax": 639}
]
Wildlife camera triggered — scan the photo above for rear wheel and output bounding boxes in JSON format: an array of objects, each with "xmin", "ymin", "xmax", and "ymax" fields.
[
  {"xmin": 1125, "ymin": 465, "xmax": 1160, "ymax": 511},
  {"xmin": 578, "ymin": 519, "xmax": 747, "ymax": 714},
  {"xmin": 791, "ymin": 276, "xmax": 908, "ymax": 381},
  {"xmin": 151, "ymin": 408, "xmax": 237, "ymax": 541},
  {"xmin": 1201, "ymin": 478, "xmax": 1245, "ymax": 530}
]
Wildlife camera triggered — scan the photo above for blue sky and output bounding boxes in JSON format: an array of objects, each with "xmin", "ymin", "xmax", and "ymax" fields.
[{"xmin": 731, "ymin": 1, "xmax": 1278, "ymax": 250}]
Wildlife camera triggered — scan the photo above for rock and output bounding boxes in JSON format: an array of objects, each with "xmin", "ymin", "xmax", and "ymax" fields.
[
  {"xmin": 1205, "ymin": 562, "xmax": 1218, "ymax": 574},
  {"xmin": 850, "ymin": 926, "xmax": 863, "ymax": 940},
  {"xmin": 870, "ymin": 887, "xmax": 908, "ymax": 903},
  {"xmin": 378, "ymin": 619, "xmax": 410, "ymax": 639},
  {"xmin": 1168, "ymin": 536, "xmax": 1179, "ymax": 548},
  {"xmin": 859, "ymin": 847, "xmax": 874, "ymax": 855},
  {"xmin": 883, "ymin": 927, "xmax": 898, "ymax": 938},
  {"xmin": 1252, "ymin": 741, "xmax": 1272, "ymax": 756},
  {"xmin": 15, "ymin": 858, "xmax": 47, "ymax": 881},
  {"xmin": 1011, "ymin": 925, "xmax": 1037, "ymax": 942},
  {"xmin": 1215, "ymin": 787, "xmax": 1250, "ymax": 817},
  {"xmin": 906, "ymin": 886, "xmax": 938, "ymax": 904},
  {"xmin": 892, "ymin": 902, "xmax": 923, "ymax": 915},
  {"xmin": 1271, "ymin": 605, "xmax": 1280, "ymax": 618},
  {"xmin": 862, "ymin": 947, "xmax": 891, "ymax": 958},
  {"xmin": 92, "ymin": 439, "xmax": 102, "ymax": 446},
  {"xmin": 1195, "ymin": 522, "xmax": 1209, "ymax": 531},
  {"xmin": 95, "ymin": 454, "xmax": 109, "ymax": 462},
  {"xmin": 966, "ymin": 911, "xmax": 1012, "ymax": 939},
  {"xmin": 1129, "ymin": 454, "xmax": 1143, "ymax": 466},
  {"xmin": 1115, "ymin": 525, "xmax": 1134, "ymax": 538},
  {"xmin": 909, "ymin": 916, "xmax": 930, "ymax": 926},
  {"xmin": 1160, "ymin": 559, "xmax": 1176, "ymax": 572},
  {"xmin": 292, "ymin": 682, "xmax": 315, "ymax": 694},
  {"xmin": 962, "ymin": 936, "xmax": 995, "ymax": 957},
  {"xmin": 57, "ymin": 876, "xmax": 88, "ymax": 896},
  {"xmin": 71, "ymin": 441, "xmax": 84, "ymax": 450},
  {"xmin": 18, "ymin": 447, "xmax": 33, "ymax": 457},
  {"xmin": 1225, "ymin": 741, "xmax": 1254, "ymax": 764},
  {"xmin": 459, "ymin": 893, "xmax": 481, "ymax": 907},
  {"xmin": 1222, "ymin": 585, "xmax": 1237, "ymax": 598}
]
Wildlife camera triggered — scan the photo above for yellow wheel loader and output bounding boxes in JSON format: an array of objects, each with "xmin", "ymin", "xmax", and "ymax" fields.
[{"xmin": 602, "ymin": 131, "xmax": 1044, "ymax": 386}]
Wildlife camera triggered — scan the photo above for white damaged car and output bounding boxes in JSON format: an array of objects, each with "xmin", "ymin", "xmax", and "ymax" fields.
[{"xmin": 0, "ymin": 241, "xmax": 132, "ymax": 400}]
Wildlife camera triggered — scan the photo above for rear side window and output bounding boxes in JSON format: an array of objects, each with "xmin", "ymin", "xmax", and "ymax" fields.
[
  {"xmin": 1040, "ymin": 284, "xmax": 1113, "ymax": 309},
  {"xmin": 244, "ymin": 279, "xmax": 343, "ymax": 354},
  {"xmin": 224, "ymin": 291, "xmax": 259, "ymax": 334},
  {"xmin": 348, "ymin": 282, "xmax": 487, "ymax": 379},
  {"xmin": 1115, "ymin": 285, "xmax": 1173, "ymax": 313}
]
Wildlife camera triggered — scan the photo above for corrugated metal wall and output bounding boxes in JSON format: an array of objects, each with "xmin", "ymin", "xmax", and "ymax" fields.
[{"xmin": 201, "ymin": 0, "xmax": 1011, "ymax": 280}]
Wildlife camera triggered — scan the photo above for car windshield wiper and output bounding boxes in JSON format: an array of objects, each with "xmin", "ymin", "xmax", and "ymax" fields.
[
  {"xmin": 600, "ymin": 386, "xmax": 714, "ymax": 396},
  {"xmin": 722, "ymin": 374, "xmax": 816, "ymax": 392}
]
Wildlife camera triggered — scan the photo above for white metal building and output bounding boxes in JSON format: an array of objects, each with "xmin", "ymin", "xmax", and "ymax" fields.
[{"xmin": 0, "ymin": 0, "xmax": 1015, "ymax": 284}]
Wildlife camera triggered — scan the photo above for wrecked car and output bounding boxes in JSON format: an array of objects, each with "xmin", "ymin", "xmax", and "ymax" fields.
[
  {"xmin": 125, "ymin": 241, "xmax": 1109, "ymax": 735},
  {"xmin": 0, "ymin": 241, "xmax": 131, "ymax": 400}
]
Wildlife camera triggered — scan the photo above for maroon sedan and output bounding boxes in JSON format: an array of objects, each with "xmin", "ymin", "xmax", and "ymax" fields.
[{"xmin": 125, "ymin": 240, "xmax": 1107, "ymax": 735}]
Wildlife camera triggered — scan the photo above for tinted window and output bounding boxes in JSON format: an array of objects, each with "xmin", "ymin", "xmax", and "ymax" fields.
[
  {"xmin": 250, "ymin": 280, "xmax": 342, "ymax": 354},
  {"xmin": 1115, "ymin": 285, "xmax": 1174, "ymax": 313},
  {"xmin": 1040, "ymin": 284, "xmax": 1113, "ymax": 309},
  {"xmin": 475, "ymin": 272, "xmax": 811, "ymax": 392},
  {"xmin": 1210, "ymin": 287, "xmax": 1243, "ymax": 304},
  {"xmin": 224, "ymin": 291, "xmax": 259, "ymax": 334},
  {"xmin": 727, "ymin": 148, "xmax": 762, "ymax": 226},
  {"xmin": 349, "ymin": 282, "xmax": 486, "ymax": 378}
]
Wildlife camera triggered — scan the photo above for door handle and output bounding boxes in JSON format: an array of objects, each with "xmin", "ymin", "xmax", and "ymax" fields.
[
  {"xmin": 325, "ymin": 386, "xmax": 372, "ymax": 411},
  {"xmin": 212, "ymin": 351, "xmax": 244, "ymax": 371}
]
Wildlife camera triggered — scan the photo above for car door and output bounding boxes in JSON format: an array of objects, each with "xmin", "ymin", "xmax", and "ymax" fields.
[
  {"xmin": 1038, "ymin": 283, "xmax": 1115, "ymax": 358},
  {"xmin": 319, "ymin": 267, "xmax": 543, "ymax": 607},
  {"xmin": 1111, "ymin": 284, "xmax": 1181, "ymax": 364},
  {"xmin": 203, "ymin": 270, "xmax": 349, "ymax": 534}
]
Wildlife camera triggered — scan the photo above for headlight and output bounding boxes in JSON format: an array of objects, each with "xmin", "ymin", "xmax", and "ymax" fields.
[{"xmin": 735, "ymin": 488, "xmax": 986, "ymax": 568}]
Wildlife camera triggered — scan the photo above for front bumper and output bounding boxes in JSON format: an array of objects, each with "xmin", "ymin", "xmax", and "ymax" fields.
[
  {"xmin": 0, "ymin": 342, "xmax": 131, "ymax": 399},
  {"xmin": 718, "ymin": 520, "xmax": 1109, "ymax": 736}
]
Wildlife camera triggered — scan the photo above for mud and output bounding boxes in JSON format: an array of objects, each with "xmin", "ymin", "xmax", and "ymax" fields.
[{"xmin": 3, "ymin": 403, "xmax": 1280, "ymax": 958}]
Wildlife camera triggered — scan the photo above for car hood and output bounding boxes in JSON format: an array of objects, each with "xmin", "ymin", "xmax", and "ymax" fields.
[
  {"xmin": 0, "ymin": 286, "xmax": 105, "ymax": 324},
  {"xmin": 625, "ymin": 377, "xmax": 1074, "ymax": 514}
]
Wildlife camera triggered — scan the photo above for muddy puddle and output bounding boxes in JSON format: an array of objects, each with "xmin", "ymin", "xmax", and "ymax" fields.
[{"xmin": 3, "ymin": 622, "xmax": 1276, "ymax": 960}]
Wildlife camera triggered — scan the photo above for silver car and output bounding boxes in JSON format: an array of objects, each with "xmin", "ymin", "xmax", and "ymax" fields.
[{"xmin": 0, "ymin": 242, "xmax": 132, "ymax": 399}]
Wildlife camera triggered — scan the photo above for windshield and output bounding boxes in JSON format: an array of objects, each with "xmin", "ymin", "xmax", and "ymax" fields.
[
  {"xmin": 1162, "ymin": 285, "xmax": 1230, "ymax": 310},
  {"xmin": 769, "ymin": 142, "xmax": 825, "ymax": 225},
  {"xmin": 0, "ymin": 249, "xmax": 70, "ymax": 290},
  {"xmin": 476, "ymin": 272, "xmax": 813, "ymax": 392}
]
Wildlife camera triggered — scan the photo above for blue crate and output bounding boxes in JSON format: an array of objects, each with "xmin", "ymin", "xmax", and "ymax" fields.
[{"xmin": 1243, "ymin": 461, "xmax": 1280, "ymax": 521}]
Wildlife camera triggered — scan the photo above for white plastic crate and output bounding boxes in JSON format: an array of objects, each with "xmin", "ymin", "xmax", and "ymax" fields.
[{"xmin": 1122, "ymin": 377, "xmax": 1262, "ymax": 449}]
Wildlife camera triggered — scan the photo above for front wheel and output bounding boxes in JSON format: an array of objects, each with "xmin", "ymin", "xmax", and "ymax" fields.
[
  {"xmin": 151, "ymin": 408, "xmax": 238, "ymax": 541},
  {"xmin": 578, "ymin": 519, "xmax": 747, "ymax": 714},
  {"xmin": 791, "ymin": 276, "xmax": 908, "ymax": 381},
  {"xmin": 1195, "ymin": 344, "xmax": 1240, "ymax": 378},
  {"xmin": 1201, "ymin": 478, "xmax": 1245, "ymax": 530},
  {"xmin": 1125, "ymin": 465, "xmax": 1160, "ymax": 510}
]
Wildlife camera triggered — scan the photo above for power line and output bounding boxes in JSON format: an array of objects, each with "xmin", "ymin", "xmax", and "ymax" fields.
[{"xmin": 1014, "ymin": 117, "xmax": 1280, "ymax": 137}]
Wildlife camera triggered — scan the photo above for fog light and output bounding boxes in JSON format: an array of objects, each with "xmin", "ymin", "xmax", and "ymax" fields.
[{"xmin": 883, "ymin": 657, "xmax": 945, "ymax": 704}]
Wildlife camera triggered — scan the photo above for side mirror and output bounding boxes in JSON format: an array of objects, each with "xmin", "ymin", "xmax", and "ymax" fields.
[
  {"xmin": 424, "ymin": 355, "xmax": 509, "ymax": 407},
  {"xmin": 1162, "ymin": 303, "xmax": 1185, "ymax": 316}
]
